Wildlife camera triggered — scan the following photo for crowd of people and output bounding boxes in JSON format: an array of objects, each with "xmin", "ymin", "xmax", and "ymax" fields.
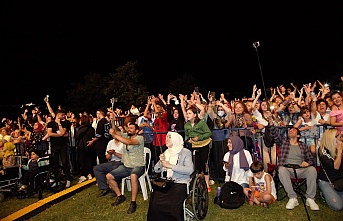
[{"xmin": 0, "ymin": 78, "xmax": 343, "ymax": 217}]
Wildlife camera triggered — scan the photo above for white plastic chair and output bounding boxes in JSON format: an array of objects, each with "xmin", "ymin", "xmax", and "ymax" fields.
[{"xmin": 121, "ymin": 147, "xmax": 152, "ymax": 200}]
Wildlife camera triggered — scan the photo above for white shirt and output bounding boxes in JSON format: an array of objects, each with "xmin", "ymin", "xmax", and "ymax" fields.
[
  {"xmin": 106, "ymin": 139, "xmax": 123, "ymax": 162},
  {"xmin": 223, "ymin": 149, "xmax": 253, "ymax": 184}
]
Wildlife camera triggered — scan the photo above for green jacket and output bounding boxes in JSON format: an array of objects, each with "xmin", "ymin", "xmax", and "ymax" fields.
[{"xmin": 184, "ymin": 120, "xmax": 212, "ymax": 141}]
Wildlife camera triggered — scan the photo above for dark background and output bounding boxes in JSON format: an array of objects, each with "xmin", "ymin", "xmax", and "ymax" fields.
[{"xmin": 1, "ymin": 1, "xmax": 343, "ymax": 113}]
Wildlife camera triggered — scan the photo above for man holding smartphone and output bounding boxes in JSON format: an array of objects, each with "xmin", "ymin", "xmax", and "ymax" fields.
[{"xmin": 94, "ymin": 131, "xmax": 124, "ymax": 197}]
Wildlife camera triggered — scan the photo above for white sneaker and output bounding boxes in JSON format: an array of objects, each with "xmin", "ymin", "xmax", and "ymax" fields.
[
  {"xmin": 286, "ymin": 198, "xmax": 299, "ymax": 209},
  {"xmin": 306, "ymin": 198, "xmax": 319, "ymax": 211},
  {"xmin": 66, "ymin": 180, "xmax": 71, "ymax": 188},
  {"xmin": 87, "ymin": 174, "xmax": 93, "ymax": 180},
  {"xmin": 78, "ymin": 176, "xmax": 87, "ymax": 183}
]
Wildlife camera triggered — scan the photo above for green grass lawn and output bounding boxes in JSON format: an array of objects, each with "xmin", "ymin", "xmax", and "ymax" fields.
[{"xmin": 1, "ymin": 180, "xmax": 342, "ymax": 221}]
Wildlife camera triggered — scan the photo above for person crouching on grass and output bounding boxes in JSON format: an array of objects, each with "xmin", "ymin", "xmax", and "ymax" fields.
[{"xmin": 244, "ymin": 160, "xmax": 277, "ymax": 208}]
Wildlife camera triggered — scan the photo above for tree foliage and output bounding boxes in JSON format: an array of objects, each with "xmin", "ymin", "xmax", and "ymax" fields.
[
  {"xmin": 66, "ymin": 61, "xmax": 149, "ymax": 114},
  {"xmin": 166, "ymin": 73, "xmax": 200, "ymax": 96},
  {"xmin": 105, "ymin": 61, "xmax": 148, "ymax": 110},
  {"xmin": 66, "ymin": 73, "xmax": 110, "ymax": 114}
]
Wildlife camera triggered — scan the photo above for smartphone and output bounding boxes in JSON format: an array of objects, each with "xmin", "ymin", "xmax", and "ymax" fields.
[
  {"xmin": 210, "ymin": 92, "xmax": 215, "ymax": 98},
  {"xmin": 194, "ymin": 87, "xmax": 199, "ymax": 95}
]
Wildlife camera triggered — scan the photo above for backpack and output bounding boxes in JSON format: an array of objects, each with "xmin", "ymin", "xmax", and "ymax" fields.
[
  {"xmin": 218, "ymin": 181, "xmax": 245, "ymax": 209},
  {"xmin": 263, "ymin": 126, "xmax": 275, "ymax": 148}
]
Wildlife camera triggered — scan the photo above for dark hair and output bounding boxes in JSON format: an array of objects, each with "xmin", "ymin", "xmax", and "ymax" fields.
[
  {"xmin": 186, "ymin": 106, "xmax": 200, "ymax": 124},
  {"xmin": 56, "ymin": 109, "xmax": 66, "ymax": 114},
  {"xmin": 330, "ymin": 90, "xmax": 342, "ymax": 99},
  {"xmin": 80, "ymin": 115, "xmax": 91, "ymax": 126},
  {"xmin": 250, "ymin": 160, "xmax": 264, "ymax": 173},
  {"xmin": 31, "ymin": 148, "xmax": 42, "ymax": 158},
  {"xmin": 316, "ymin": 98, "xmax": 328, "ymax": 107},
  {"xmin": 291, "ymin": 127, "xmax": 301, "ymax": 142},
  {"xmin": 128, "ymin": 122, "xmax": 140, "ymax": 131},
  {"xmin": 299, "ymin": 106, "xmax": 311, "ymax": 116}
]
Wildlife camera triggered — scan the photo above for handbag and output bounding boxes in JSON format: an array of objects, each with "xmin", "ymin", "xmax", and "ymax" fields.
[
  {"xmin": 321, "ymin": 164, "xmax": 343, "ymax": 191},
  {"xmin": 151, "ymin": 177, "xmax": 174, "ymax": 193}
]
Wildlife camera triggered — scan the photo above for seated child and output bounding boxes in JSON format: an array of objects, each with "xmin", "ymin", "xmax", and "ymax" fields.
[
  {"xmin": 244, "ymin": 160, "xmax": 277, "ymax": 207},
  {"xmin": 18, "ymin": 149, "xmax": 46, "ymax": 196}
]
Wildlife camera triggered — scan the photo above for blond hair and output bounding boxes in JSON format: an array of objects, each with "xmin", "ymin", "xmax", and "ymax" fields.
[{"xmin": 318, "ymin": 128, "xmax": 338, "ymax": 159}]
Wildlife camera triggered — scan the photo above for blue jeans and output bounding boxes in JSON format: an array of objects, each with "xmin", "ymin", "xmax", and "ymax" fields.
[{"xmin": 318, "ymin": 179, "xmax": 343, "ymax": 211}]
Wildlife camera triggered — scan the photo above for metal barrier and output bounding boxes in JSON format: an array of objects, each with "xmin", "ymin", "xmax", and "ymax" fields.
[{"xmin": 142, "ymin": 125, "xmax": 331, "ymax": 182}]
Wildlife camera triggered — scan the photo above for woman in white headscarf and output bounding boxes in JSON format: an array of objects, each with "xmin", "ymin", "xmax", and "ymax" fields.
[{"xmin": 147, "ymin": 131, "xmax": 193, "ymax": 221}]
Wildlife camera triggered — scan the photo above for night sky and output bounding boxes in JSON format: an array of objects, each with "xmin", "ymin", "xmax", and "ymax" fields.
[{"xmin": 2, "ymin": 1, "xmax": 343, "ymax": 112}]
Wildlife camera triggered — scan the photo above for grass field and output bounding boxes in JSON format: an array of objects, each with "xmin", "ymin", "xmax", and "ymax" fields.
[{"xmin": 1, "ymin": 180, "xmax": 342, "ymax": 221}]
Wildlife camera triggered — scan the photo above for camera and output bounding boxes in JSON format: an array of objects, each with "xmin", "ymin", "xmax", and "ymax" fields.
[{"xmin": 194, "ymin": 87, "xmax": 199, "ymax": 95}]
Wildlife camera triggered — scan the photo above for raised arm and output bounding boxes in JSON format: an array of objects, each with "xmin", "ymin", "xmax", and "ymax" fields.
[
  {"xmin": 252, "ymin": 89, "xmax": 262, "ymax": 112},
  {"xmin": 44, "ymin": 97, "xmax": 55, "ymax": 119},
  {"xmin": 179, "ymin": 94, "xmax": 188, "ymax": 121}
]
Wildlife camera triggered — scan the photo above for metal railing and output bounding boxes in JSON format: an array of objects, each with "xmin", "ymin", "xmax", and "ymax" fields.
[{"xmin": 141, "ymin": 124, "xmax": 331, "ymax": 182}]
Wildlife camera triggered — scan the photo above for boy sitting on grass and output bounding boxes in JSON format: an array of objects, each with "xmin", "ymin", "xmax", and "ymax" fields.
[{"xmin": 244, "ymin": 160, "xmax": 277, "ymax": 208}]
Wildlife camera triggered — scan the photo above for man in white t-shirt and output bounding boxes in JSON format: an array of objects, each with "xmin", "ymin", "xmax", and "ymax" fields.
[{"xmin": 93, "ymin": 137, "xmax": 123, "ymax": 197}]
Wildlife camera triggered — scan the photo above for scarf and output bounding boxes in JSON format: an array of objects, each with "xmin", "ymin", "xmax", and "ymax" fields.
[
  {"xmin": 163, "ymin": 131, "xmax": 184, "ymax": 178},
  {"xmin": 227, "ymin": 136, "xmax": 250, "ymax": 178},
  {"xmin": 34, "ymin": 122, "xmax": 44, "ymax": 133},
  {"xmin": 235, "ymin": 113, "xmax": 245, "ymax": 128}
]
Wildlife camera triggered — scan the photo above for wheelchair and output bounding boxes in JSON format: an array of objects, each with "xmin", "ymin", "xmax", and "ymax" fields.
[
  {"xmin": 0, "ymin": 156, "xmax": 24, "ymax": 202},
  {"xmin": 183, "ymin": 147, "xmax": 209, "ymax": 221},
  {"xmin": 16, "ymin": 155, "xmax": 67, "ymax": 200},
  {"xmin": 183, "ymin": 172, "xmax": 209, "ymax": 221}
]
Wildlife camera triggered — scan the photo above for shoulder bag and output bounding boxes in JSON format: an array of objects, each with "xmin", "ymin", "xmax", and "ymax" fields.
[{"xmin": 151, "ymin": 177, "xmax": 174, "ymax": 193}]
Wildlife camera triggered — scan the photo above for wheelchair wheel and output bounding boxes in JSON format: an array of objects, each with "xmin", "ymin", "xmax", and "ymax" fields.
[
  {"xmin": 46, "ymin": 165, "xmax": 67, "ymax": 193},
  {"xmin": 191, "ymin": 174, "xmax": 209, "ymax": 220}
]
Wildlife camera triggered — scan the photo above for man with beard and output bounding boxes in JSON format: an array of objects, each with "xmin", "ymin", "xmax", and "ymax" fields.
[{"xmin": 106, "ymin": 123, "xmax": 145, "ymax": 214}]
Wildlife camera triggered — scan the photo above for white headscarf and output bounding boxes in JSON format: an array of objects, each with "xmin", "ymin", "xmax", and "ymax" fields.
[{"xmin": 164, "ymin": 131, "xmax": 184, "ymax": 178}]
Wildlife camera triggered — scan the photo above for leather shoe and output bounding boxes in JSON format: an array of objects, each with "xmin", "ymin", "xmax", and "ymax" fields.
[
  {"xmin": 112, "ymin": 195, "xmax": 126, "ymax": 206},
  {"xmin": 98, "ymin": 188, "xmax": 111, "ymax": 197},
  {"xmin": 127, "ymin": 202, "xmax": 137, "ymax": 214}
]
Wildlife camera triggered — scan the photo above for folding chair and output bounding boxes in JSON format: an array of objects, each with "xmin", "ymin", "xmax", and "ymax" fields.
[
  {"xmin": 121, "ymin": 147, "xmax": 152, "ymax": 200},
  {"xmin": 275, "ymin": 164, "xmax": 310, "ymax": 221},
  {"xmin": 276, "ymin": 164, "xmax": 307, "ymax": 201}
]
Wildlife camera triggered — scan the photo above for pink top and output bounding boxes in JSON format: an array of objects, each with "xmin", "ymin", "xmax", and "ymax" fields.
[{"xmin": 329, "ymin": 109, "xmax": 343, "ymax": 134}]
